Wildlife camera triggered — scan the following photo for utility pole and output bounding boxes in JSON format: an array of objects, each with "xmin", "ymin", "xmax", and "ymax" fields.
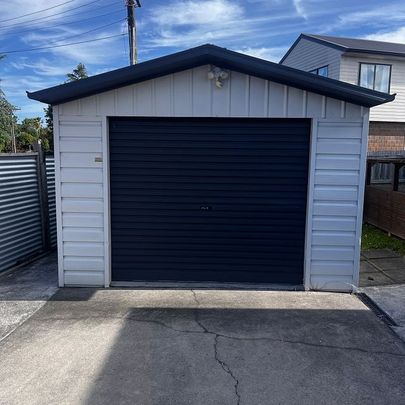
[
  {"xmin": 126, "ymin": 0, "xmax": 141, "ymax": 65},
  {"xmin": 10, "ymin": 106, "xmax": 20, "ymax": 153}
]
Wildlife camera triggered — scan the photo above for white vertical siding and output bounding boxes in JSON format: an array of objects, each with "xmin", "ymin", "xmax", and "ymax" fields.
[
  {"xmin": 56, "ymin": 117, "xmax": 105, "ymax": 286},
  {"xmin": 60, "ymin": 66, "xmax": 364, "ymax": 121},
  {"xmin": 281, "ymin": 38, "xmax": 343, "ymax": 79},
  {"xmin": 310, "ymin": 121, "xmax": 365, "ymax": 291},
  {"xmin": 340, "ymin": 54, "xmax": 405, "ymax": 122},
  {"xmin": 57, "ymin": 65, "xmax": 367, "ymax": 291}
]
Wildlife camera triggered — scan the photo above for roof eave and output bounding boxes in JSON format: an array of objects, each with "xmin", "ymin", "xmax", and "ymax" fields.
[
  {"xmin": 342, "ymin": 48, "xmax": 405, "ymax": 59},
  {"xmin": 27, "ymin": 44, "xmax": 395, "ymax": 108}
]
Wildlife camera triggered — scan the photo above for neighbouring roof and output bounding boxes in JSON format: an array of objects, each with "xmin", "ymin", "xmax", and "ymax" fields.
[
  {"xmin": 27, "ymin": 44, "xmax": 395, "ymax": 108},
  {"xmin": 280, "ymin": 33, "xmax": 405, "ymax": 63}
]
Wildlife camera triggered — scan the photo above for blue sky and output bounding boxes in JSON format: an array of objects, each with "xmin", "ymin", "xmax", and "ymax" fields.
[{"xmin": 0, "ymin": 0, "xmax": 404, "ymax": 121}]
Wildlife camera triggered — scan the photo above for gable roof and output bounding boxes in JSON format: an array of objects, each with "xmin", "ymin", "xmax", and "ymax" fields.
[
  {"xmin": 280, "ymin": 33, "xmax": 405, "ymax": 63},
  {"xmin": 27, "ymin": 44, "xmax": 394, "ymax": 108}
]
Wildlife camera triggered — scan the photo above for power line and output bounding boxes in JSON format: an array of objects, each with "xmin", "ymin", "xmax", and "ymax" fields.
[
  {"xmin": 0, "ymin": 19, "xmax": 125, "ymax": 54},
  {"xmin": 0, "ymin": 10, "xmax": 125, "ymax": 37},
  {"xmin": 0, "ymin": 0, "xmax": 77, "ymax": 23},
  {"xmin": 32, "ymin": 18, "xmax": 126, "ymax": 47},
  {"xmin": 0, "ymin": 0, "xmax": 108, "ymax": 29},
  {"xmin": 0, "ymin": 2, "xmax": 123, "ymax": 31},
  {"xmin": 0, "ymin": 33, "xmax": 127, "ymax": 54}
]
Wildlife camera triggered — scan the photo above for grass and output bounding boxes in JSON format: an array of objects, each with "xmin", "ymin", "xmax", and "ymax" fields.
[{"xmin": 362, "ymin": 223, "xmax": 405, "ymax": 255}]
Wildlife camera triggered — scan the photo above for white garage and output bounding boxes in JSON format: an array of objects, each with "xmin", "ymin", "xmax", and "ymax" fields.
[{"xmin": 28, "ymin": 44, "xmax": 394, "ymax": 291}]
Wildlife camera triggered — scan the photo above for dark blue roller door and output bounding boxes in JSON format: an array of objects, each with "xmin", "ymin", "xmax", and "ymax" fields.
[{"xmin": 109, "ymin": 117, "xmax": 310, "ymax": 284}]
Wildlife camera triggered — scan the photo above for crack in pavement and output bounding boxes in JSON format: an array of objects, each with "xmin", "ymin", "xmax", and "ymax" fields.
[
  {"xmin": 122, "ymin": 315, "xmax": 405, "ymax": 357},
  {"xmin": 31, "ymin": 311, "xmax": 405, "ymax": 358},
  {"xmin": 190, "ymin": 289, "xmax": 209, "ymax": 333},
  {"xmin": 214, "ymin": 334, "xmax": 241, "ymax": 405},
  {"xmin": 190, "ymin": 289, "xmax": 241, "ymax": 404}
]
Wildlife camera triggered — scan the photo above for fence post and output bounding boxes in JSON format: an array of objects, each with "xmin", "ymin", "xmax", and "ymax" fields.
[
  {"xmin": 392, "ymin": 163, "xmax": 402, "ymax": 192},
  {"xmin": 365, "ymin": 160, "xmax": 373, "ymax": 186},
  {"xmin": 33, "ymin": 141, "xmax": 51, "ymax": 252}
]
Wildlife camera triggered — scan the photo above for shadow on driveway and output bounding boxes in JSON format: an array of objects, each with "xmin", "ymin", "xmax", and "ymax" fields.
[{"xmin": 0, "ymin": 289, "xmax": 404, "ymax": 405}]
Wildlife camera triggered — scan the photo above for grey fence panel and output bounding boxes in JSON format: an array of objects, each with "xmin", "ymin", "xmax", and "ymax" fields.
[
  {"xmin": 46, "ymin": 156, "xmax": 57, "ymax": 247},
  {"xmin": 371, "ymin": 162, "xmax": 405, "ymax": 183},
  {"xmin": 0, "ymin": 154, "xmax": 43, "ymax": 271}
]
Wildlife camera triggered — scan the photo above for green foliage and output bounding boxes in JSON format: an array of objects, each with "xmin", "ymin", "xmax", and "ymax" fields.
[
  {"xmin": 16, "ymin": 117, "xmax": 52, "ymax": 152},
  {"xmin": 362, "ymin": 223, "xmax": 405, "ymax": 255},
  {"xmin": 66, "ymin": 63, "xmax": 88, "ymax": 82},
  {"xmin": 44, "ymin": 104, "xmax": 53, "ymax": 132},
  {"xmin": 0, "ymin": 55, "xmax": 12, "ymax": 152},
  {"xmin": 44, "ymin": 105, "xmax": 53, "ymax": 150},
  {"xmin": 0, "ymin": 90, "xmax": 16, "ymax": 152}
]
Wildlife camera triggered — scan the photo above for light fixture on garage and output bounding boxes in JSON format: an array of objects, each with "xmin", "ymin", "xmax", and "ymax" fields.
[{"xmin": 208, "ymin": 66, "xmax": 229, "ymax": 88}]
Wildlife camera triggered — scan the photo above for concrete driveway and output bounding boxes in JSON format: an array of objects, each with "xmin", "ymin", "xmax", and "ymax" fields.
[{"xmin": 0, "ymin": 286, "xmax": 405, "ymax": 405}]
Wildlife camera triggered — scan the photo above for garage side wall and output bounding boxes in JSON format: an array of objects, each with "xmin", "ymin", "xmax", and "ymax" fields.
[
  {"xmin": 55, "ymin": 65, "xmax": 368, "ymax": 291},
  {"xmin": 53, "ymin": 112, "xmax": 106, "ymax": 286}
]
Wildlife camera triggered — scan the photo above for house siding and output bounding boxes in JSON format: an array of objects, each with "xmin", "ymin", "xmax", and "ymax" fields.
[
  {"xmin": 54, "ymin": 116, "xmax": 105, "ymax": 286},
  {"xmin": 55, "ymin": 65, "xmax": 368, "ymax": 291},
  {"xmin": 340, "ymin": 54, "xmax": 405, "ymax": 122},
  {"xmin": 281, "ymin": 38, "xmax": 343, "ymax": 79}
]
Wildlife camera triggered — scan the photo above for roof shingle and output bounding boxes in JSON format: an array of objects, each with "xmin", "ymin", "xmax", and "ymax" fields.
[{"xmin": 304, "ymin": 34, "xmax": 405, "ymax": 57}]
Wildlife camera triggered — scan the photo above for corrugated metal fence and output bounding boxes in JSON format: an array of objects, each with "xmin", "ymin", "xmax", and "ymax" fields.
[
  {"xmin": 0, "ymin": 150, "xmax": 56, "ymax": 273},
  {"xmin": 46, "ymin": 156, "xmax": 57, "ymax": 247}
]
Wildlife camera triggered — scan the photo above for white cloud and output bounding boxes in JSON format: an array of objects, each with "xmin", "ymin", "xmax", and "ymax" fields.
[
  {"xmin": 10, "ymin": 59, "xmax": 71, "ymax": 76},
  {"xmin": 21, "ymin": 26, "xmax": 77, "ymax": 45},
  {"xmin": 235, "ymin": 46, "xmax": 287, "ymax": 62},
  {"xmin": 293, "ymin": 0, "xmax": 308, "ymax": 19},
  {"xmin": 143, "ymin": 0, "xmax": 301, "ymax": 50},
  {"xmin": 144, "ymin": 0, "xmax": 247, "ymax": 48},
  {"xmin": 149, "ymin": 0, "xmax": 243, "ymax": 26},
  {"xmin": 17, "ymin": 25, "xmax": 128, "ymax": 66},
  {"xmin": 0, "ymin": 74, "xmax": 56, "ymax": 97},
  {"xmin": 48, "ymin": 33, "xmax": 127, "ymax": 64},
  {"xmin": 364, "ymin": 26, "xmax": 405, "ymax": 44},
  {"xmin": 338, "ymin": 4, "xmax": 405, "ymax": 26}
]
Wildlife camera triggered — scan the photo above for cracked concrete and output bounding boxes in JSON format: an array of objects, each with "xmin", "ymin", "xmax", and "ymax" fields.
[
  {"xmin": 0, "ymin": 288, "xmax": 405, "ymax": 404},
  {"xmin": 192, "ymin": 289, "xmax": 240, "ymax": 404},
  {"xmin": 214, "ymin": 335, "xmax": 241, "ymax": 405}
]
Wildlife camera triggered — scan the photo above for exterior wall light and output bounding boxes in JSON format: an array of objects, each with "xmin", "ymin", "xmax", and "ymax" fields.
[{"xmin": 208, "ymin": 66, "xmax": 229, "ymax": 88}]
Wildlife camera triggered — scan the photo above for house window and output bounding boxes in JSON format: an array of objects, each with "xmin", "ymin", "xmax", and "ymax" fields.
[
  {"xmin": 309, "ymin": 65, "xmax": 328, "ymax": 77},
  {"xmin": 359, "ymin": 63, "xmax": 391, "ymax": 93}
]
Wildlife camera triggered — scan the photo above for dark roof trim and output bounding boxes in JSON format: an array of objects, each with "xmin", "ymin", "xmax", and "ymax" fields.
[
  {"xmin": 280, "ymin": 34, "xmax": 405, "ymax": 64},
  {"xmin": 27, "ymin": 44, "xmax": 395, "ymax": 108}
]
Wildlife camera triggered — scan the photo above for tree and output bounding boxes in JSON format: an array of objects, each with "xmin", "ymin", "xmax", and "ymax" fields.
[
  {"xmin": 0, "ymin": 90, "xmax": 16, "ymax": 152},
  {"xmin": 65, "ymin": 63, "xmax": 88, "ymax": 82},
  {"xmin": 44, "ymin": 104, "xmax": 53, "ymax": 132},
  {"xmin": 16, "ymin": 118, "xmax": 40, "ymax": 151},
  {"xmin": 16, "ymin": 117, "xmax": 52, "ymax": 151}
]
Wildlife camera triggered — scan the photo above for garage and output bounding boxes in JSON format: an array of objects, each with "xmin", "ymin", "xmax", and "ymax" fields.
[
  {"xmin": 109, "ymin": 117, "xmax": 310, "ymax": 284},
  {"xmin": 27, "ymin": 44, "xmax": 394, "ymax": 291}
]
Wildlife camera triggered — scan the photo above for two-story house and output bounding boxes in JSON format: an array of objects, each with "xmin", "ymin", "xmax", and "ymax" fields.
[{"xmin": 280, "ymin": 34, "xmax": 405, "ymax": 155}]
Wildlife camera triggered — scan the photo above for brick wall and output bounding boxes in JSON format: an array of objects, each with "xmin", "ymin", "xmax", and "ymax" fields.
[{"xmin": 368, "ymin": 122, "xmax": 405, "ymax": 153}]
